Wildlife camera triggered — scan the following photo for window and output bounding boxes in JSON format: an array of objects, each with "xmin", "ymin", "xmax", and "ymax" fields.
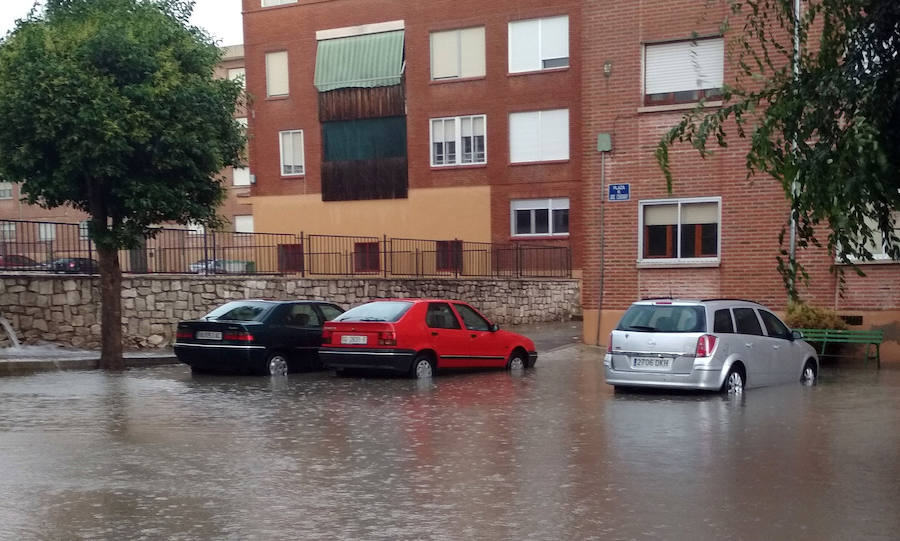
[
  {"xmin": 454, "ymin": 303, "xmax": 491, "ymax": 331},
  {"xmin": 227, "ymin": 67, "xmax": 246, "ymax": 89},
  {"xmin": 0, "ymin": 182, "xmax": 12, "ymax": 199},
  {"xmin": 508, "ymin": 15, "xmax": 569, "ymax": 73},
  {"xmin": 509, "ymin": 109, "xmax": 569, "ymax": 163},
  {"xmin": 760, "ymin": 310, "xmax": 791, "ymax": 339},
  {"xmin": 282, "ymin": 304, "xmax": 321, "ymax": 327},
  {"xmin": 733, "ymin": 308, "xmax": 763, "ymax": 336},
  {"xmin": 713, "ymin": 309, "xmax": 734, "ymax": 334},
  {"xmin": 430, "ymin": 115, "xmax": 486, "ymax": 166},
  {"xmin": 353, "ymin": 242, "xmax": 380, "ymax": 272},
  {"xmin": 279, "ymin": 130, "xmax": 305, "ymax": 176},
  {"xmin": 511, "ymin": 198, "xmax": 569, "ymax": 237},
  {"xmin": 436, "ymin": 240, "xmax": 463, "ymax": 272},
  {"xmin": 234, "ymin": 215, "xmax": 254, "ymax": 234},
  {"xmin": 187, "ymin": 222, "xmax": 205, "ymax": 236},
  {"xmin": 261, "ymin": 0, "xmax": 296, "ymax": 8},
  {"xmin": 39, "ymin": 223, "xmax": 56, "ymax": 241},
  {"xmin": 644, "ymin": 38, "xmax": 724, "ymax": 106},
  {"xmin": 233, "ymin": 167, "xmax": 251, "ymax": 186},
  {"xmin": 640, "ymin": 198, "xmax": 720, "ymax": 261},
  {"xmin": 0, "ymin": 222, "xmax": 14, "ymax": 241},
  {"xmin": 319, "ymin": 304, "xmax": 343, "ymax": 322},
  {"xmin": 430, "ymin": 27, "xmax": 485, "ymax": 80},
  {"xmin": 858, "ymin": 210, "xmax": 899, "ymax": 260},
  {"xmin": 616, "ymin": 305, "xmax": 706, "ymax": 333},
  {"xmin": 426, "ymin": 302, "xmax": 461, "ymax": 329},
  {"xmin": 265, "ymin": 51, "xmax": 289, "ymax": 97},
  {"xmin": 79, "ymin": 220, "xmax": 90, "ymax": 239}
]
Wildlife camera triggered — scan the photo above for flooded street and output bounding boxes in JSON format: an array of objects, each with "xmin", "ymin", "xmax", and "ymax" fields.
[{"xmin": 1, "ymin": 346, "xmax": 899, "ymax": 540}]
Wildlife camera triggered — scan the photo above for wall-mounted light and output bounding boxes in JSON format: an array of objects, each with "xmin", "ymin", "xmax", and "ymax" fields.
[{"xmin": 603, "ymin": 60, "xmax": 613, "ymax": 78}]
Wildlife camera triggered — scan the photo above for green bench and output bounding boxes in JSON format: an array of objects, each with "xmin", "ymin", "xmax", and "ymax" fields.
[{"xmin": 795, "ymin": 328, "xmax": 884, "ymax": 368}]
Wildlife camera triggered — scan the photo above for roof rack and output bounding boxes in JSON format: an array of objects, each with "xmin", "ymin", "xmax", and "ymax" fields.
[{"xmin": 699, "ymin": 298, "xmax": 761, "ymax": 304}]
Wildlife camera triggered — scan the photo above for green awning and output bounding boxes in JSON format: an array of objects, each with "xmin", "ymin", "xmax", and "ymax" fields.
[{"xmin": 314, "ymin": 31, "xmax": 405, "ymax": 92}]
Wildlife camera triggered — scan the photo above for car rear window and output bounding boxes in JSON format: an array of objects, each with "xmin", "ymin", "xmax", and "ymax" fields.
[
  {"xmin": 616, "ymin": 304, "xmax": 706, "ymax": 333},
  {"xmin": 203, "ymin": 301, "xmax": 273, "ymax": 322},
  {"xmin": 336, "ymin": 301, "xmax": 413, "ymax": 323}
]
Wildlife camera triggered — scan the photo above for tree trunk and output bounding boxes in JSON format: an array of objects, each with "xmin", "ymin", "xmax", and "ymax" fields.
[{"xmin": 97, "ymin": 244, "xmax": 124, "ymax": 370}]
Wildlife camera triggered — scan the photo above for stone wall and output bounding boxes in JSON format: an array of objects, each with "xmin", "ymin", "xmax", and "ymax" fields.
[{"xmin": 0, "ymin": 275, "xmax": 581, "ymax": 350}]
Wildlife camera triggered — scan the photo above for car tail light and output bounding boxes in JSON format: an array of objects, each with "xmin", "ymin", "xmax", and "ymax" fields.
[
  {"xmin": 176, "ymin": 330, "xmax": 193, "ymax": 340},
  {"xmin": 378, "ymin": 330, "xmax": 397, "ymax": 346},
  {"xmin": 696, "ymin": 334, "xmax": 718, "ymax": 357},
  {"xmin": 321, "ymin": 328, "xmax": 333, "ymax": 344},
  {"xmin": 607, "ymin": 332, "xmax": 613, "ymax": 354},
  {"xmin": 224, "ymin": 331, "xmax": 254, "ymax": 342}
]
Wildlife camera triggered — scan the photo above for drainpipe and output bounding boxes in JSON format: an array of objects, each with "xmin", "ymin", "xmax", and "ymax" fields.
[
  {"xmin": 595, "ymin": 133, "xmax": 613, "ymax": 346},
  {"xmin": 788, "ymin": 0, "xmax": 802, "ymax": 300}
]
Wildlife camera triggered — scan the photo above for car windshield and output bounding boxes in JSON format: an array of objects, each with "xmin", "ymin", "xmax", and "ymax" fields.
[
  {"xmin": 617, "ymin": 304, "xmax": 706, "ymax": 333},
  {"xmin": 335, "ymin": 301, "xmax": 413, "ymax": 323},
  {"xmin": 203, "ymin": 301, "xmax": 273, "ymax": 322}
]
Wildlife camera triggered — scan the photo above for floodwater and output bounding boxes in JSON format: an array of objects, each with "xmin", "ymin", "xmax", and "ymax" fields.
[{"xmin": 1, "ymin": 347, "xmax": 899, "ymax": 541}]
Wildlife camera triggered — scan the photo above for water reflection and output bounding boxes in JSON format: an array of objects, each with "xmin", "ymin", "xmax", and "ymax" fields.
[{"xmin": 0, "ymin": 352, "xmax": 898, "ymax": 540}]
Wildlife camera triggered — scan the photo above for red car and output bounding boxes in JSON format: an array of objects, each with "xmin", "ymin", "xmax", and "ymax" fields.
[{"xmin": 319, "ymin": 299, "xmax": 537, "ymax": 378}]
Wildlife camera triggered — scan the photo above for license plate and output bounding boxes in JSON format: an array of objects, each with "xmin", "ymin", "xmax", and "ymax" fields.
[
  {"xmin": 196, "ymin": 331, "xmax": 222, "ymax": 340},
  {"xmin": 340, "ymin": 335, "xmax": 367, "ymax": 345},
  {"xmin": 631, "ymin": 356, "xmax": 672, "ymax": 371}
]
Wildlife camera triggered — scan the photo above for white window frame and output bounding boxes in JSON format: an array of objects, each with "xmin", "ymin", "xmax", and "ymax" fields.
[
  {"xmin": 0, "ymin": 181, "xmax": 12, "ymax": 199},
  {"xmin": 508, "ymin": 15, "xmax": 569, "ymax": 74},
  {"xmin": 261, "ymin": 0, "xmax": 296, "ymax": 7},
  {"xmin": 643, "ymin": 37, "xmax": 724, "ymax": 105},
  {"xmin": 227, "ymin": 67, "xmax": 246, "ymax": 89},
  {"xmin": 509, "ymin": 109, "xmax": 569, "ymax": 163},
  {"xmin": 430, "ymin": 114, "xmax": 487, "ymax": 167},
  {"xmin": 0, "ymin": 222, "xmax": 14, "ymax": 241},
  {"xmin": 265, "ymin": 51, "xmax": 290, "ymax": 97},
  {"xmin": 234, "ymin": 215, "xmax": 254, "ymax": 234},
  {"xmin": 510, "ymin": 198, "xmax": 570, "ymax": 237},
  {"xmin": 430, "ymin": 26, "xmax": 486, "ymax": 80},
  {"xmin": 279, "ymin": 130, "xmax": 305, "ymax": 176},
  {"xmin": 187, "ymin": 222, "xmax": 205, "ymax": 236},
  {"xmin": 638, "ymin": 197, "xmax": 722, "ymax": 265},
  {"xmin": 844, "ymin": 210, "xmax": 900, "ymax": 262},
  {"xmin": 39, "ymin": 223, "xmax": 56, "ymax": 241}
]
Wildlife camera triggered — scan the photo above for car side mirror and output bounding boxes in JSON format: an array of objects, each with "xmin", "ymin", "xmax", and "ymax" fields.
[
  {"xmin": 791, "ymin": 330, "xmax": 803, "ymax": 341},
  {"xmin": 489, "ymin": 323, "xmax": 500, "ymax": 332}
]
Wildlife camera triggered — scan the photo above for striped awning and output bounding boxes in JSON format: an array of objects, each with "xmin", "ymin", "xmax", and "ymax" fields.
[{"xmin": 314, "ymin": 30, "xmax": 405, "ymax": 92}]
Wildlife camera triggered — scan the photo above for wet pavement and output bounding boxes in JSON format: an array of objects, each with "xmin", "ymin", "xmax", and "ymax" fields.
[{"xmin": 1, "ymin": 346, "xmax": 899, "ymax": 540}]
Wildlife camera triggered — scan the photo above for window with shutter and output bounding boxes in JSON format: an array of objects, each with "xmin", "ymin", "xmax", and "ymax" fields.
[
  {"xmin": 509, "ymin": 109, "xmax": 569, "ymax": 163},
  {"xmin": 639, "ymin": 198, "xmax": 721, "ymax": 262},
  {"xmin": 508, "ymin": 16, "xmax": 569, "ymax": 73},
  {"xmin": 644, "ymin": 38, "xmax": 724, "ymax": 105}
]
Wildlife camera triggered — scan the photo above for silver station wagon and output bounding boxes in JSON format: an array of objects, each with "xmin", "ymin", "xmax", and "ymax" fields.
[{"xmin": 604, "ymin": 299, "xmax": 819, "ymax": 393}]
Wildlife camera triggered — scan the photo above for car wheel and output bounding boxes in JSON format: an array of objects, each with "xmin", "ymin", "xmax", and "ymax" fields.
[
  {"xmin": 722, "ymin": 365, "xmax": 745, "ymax": 394},
  {"xmin": 411, "ymin": 354, "xmax": 434, "ymax": 379},
  {"xmin": 507, "ymin": 350, "xmax": 527, "ymax": 371},
  {"xmin": 265, "ymin": 353, "xmax": 289, "ymax": 376},
  {"xmin": 800, "ymin": 360, "xmax": 817, "ymax": 386}
]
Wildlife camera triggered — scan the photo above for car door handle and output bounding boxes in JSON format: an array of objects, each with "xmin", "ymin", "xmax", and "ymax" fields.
[
  {"xmin": 470, "ymin": 334, "xmax": 477, "ymax": 338},
  {"xmin": 745, "ymin": 343, "xmax": 753, "ymax": 348},
  {"xmin": 773, "ymin": 345, "xmax": 781, "ymax": 350},
  {"xmin": 431, "ymin": 331, "xmax": 439, "ymax": 336}
]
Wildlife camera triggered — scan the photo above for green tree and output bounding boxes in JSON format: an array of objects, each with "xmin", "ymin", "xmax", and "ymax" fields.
[
  {"xmin": 0, "ymin": 0, "xmax": 245, "ymax": 368},
  {"xmin": 657, "ymin": 0, "xmax": 899, "ymax": 300}
]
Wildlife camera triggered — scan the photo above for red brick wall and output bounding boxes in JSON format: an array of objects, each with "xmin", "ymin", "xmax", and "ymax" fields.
[
  {"xmin": 242, "ymin": 0, "xmax": 582, "ymax": 265},
  {"xmin": 580, "ymin": 0, "xmax": 898, "ymax": 314}
]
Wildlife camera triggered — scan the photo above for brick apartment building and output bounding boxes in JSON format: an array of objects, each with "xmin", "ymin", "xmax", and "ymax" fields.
[
  {"xmin": 241, "ymin": 0, "xmax": 581, "ymax": 261},
  {"xmin": 0, "ymin": 45, "xmax": 253, "ymax": 235},
  {"xmin": 242, "ymin": 0, "xmax": 898, "ymax": 356}
]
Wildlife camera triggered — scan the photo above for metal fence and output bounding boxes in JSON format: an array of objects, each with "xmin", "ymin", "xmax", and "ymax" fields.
[{"xmin": 0, "ymin": 219, "xmax": 571, "ymax": 278}]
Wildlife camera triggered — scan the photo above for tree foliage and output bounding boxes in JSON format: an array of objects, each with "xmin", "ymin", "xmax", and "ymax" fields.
[
  {"xmin": 0, "ymin": 0, "xmax": 245, "ymax": 367},
  {"xmin": 0, "ymin": 0, "xmax": 244, "ymax": 249},
  {"xmin": 657, "ymin": 0, "xmax": 900, "ymax": 300}
]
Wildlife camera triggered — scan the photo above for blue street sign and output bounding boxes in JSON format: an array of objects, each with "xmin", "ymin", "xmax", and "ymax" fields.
[{"xmin": 608, "ymin": 183, "xmax": 630, "ymax": 201}]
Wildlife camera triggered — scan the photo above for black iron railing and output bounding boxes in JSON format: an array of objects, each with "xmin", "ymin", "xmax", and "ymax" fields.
[{"xmin": 0, "ymin": 220, "xmax": 571, "ymax": 278}]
